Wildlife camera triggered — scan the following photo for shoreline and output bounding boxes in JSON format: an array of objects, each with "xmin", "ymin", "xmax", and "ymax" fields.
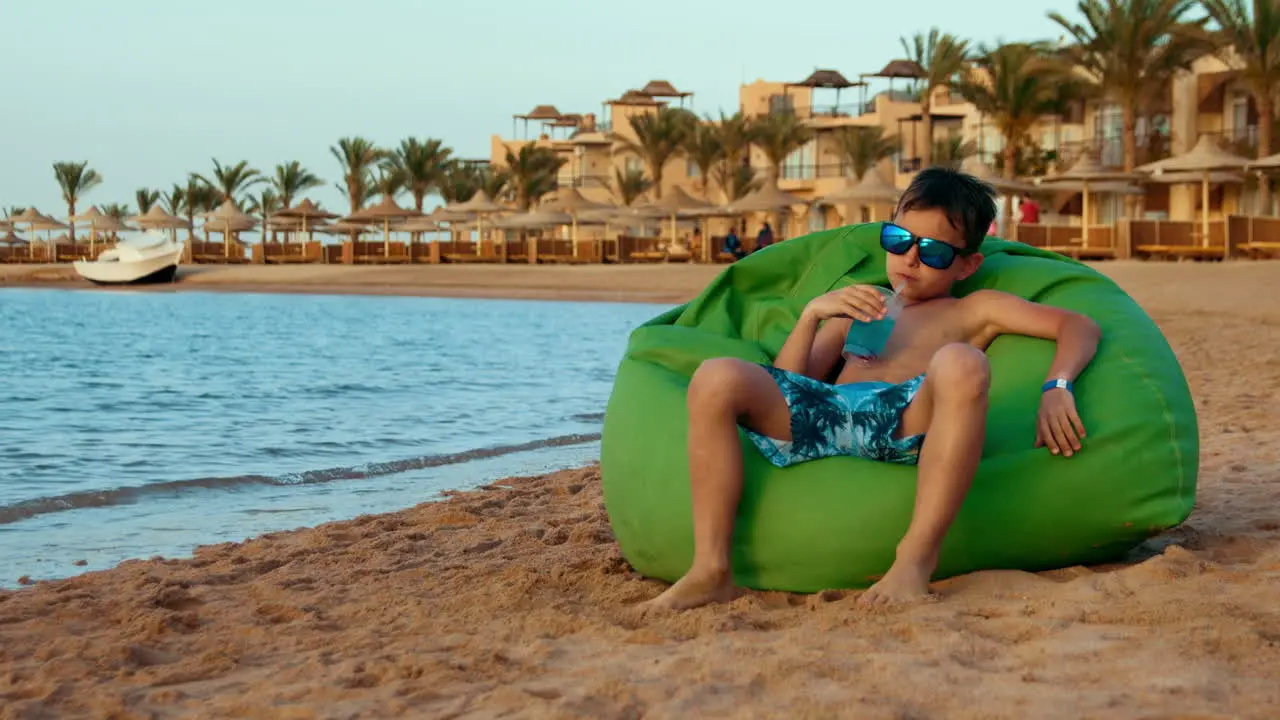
[
  {"xmin": 3, "ymin": 260, "xmax": 1280, "ymax": 716},
  {"xmin": 0, "ymin": 263, "xmax": 725, "ymax": 305}
]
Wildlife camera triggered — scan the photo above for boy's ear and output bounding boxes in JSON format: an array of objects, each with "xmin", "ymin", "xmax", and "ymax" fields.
[{"xmin": 956, "ymin": 253, "xmax": 984, "ymax": 282}]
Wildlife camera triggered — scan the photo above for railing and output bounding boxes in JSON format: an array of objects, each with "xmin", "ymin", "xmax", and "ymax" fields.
[
  {"xmin": 555, "ymin": 174, "xmax": 612, "ymax": 190},
  {"xmin": 1054, "ymin": 134, "xmax": 1171, "ymax": 169},
  {"xmin": 778, "ymin": 162, "xmax": 856, "ymax": 181},
  {"xmin": 779, "ymin": 103, "xmax": 865, "ymax": 120}
]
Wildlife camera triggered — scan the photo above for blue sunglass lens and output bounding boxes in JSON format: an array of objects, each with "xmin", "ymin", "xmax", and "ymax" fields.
[
  {"xmin": 917, "ymin": 240, "xmax": 957, "ymax": 269},
  {"xmin": 880, "ymin": 225, "xmax": 913, "ymax": 252}
]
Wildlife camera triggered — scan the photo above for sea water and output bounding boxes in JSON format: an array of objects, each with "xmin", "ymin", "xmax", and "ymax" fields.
[{"xmin": 0, "ymin": 288, "xmax": 665, "ymax": 585}]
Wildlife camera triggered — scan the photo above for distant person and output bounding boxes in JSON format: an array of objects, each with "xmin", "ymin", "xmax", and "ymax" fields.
[
  {"xmin": 755, "ymin": 222, "xmax": 775, "ymax": 251},
  {"xmin": 1018, "ymin": 193, "xmax": 1041, "ymax": 225},
  {"xmin": 723, "ymin": 227, "xmax": 746, "ymax": 260}
]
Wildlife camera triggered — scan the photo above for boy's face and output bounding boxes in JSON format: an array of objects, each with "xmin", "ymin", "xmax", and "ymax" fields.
[{"xmin": 885, "ymin": 207, "xmax": 983, "ymax": 300}]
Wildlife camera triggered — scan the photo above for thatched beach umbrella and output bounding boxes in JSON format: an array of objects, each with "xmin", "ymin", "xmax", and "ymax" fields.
[
  {"xmin": 639, "ymin": 186, "xmax": 714, "ymax": 246},
  {"xmin": 202, "ymin": 200, "xmax": 258, "ymax": 259},
  {"xmin": 818, "ymin": 167, "xmax": 902, "ymax": 221},
  {"xmin": 1037, "ymin": 154, "xmax": 1140, "ymax": 245},
  {"xmin": 70, "ymin": 205, "xmax": 125, "ymax": 255},
  {"xmin": 959, "ymin": 157, "xmax": 1038, "ymax": 195},
  {"xmin": 449, "ymin": 190, "xmax": 508, "ymax": 255},
  {"xmin": 347, "ymin": 196, "xmax": 421, "ymax": 257},
  {"xmin": 273, "ymin": 198, "xmax": 338, "ymax": 237},
  {"xmin": 544, "ymin": 188, "xmax": 615, "ymax": 256},
  {"xmin": 1136, "ymin": 135, "xmax": 1251, "ymax": 244},
  {"xmin": 28, "ymin": 215, "xmax": 68, "ymax": 260},
  {"xmin": 491, "ymin": 208, "xmax": 574, "ymax": 229}
]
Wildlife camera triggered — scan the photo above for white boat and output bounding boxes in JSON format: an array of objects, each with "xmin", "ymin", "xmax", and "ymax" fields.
[{"xmin": 73, "ymin": 231, "xmax": 183, "ymax": 285}]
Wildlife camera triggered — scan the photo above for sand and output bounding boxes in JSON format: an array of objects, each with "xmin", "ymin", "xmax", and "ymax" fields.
[{"xmin": 3, "ymin": 261, "xmax": 1280, "ymax": 719}]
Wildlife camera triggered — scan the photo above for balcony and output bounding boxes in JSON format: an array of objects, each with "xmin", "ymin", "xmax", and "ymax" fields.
[
  {"xmin": 778, "ymin": 162, "xmax": 859, "ymax": 181},
  {"xmin": 772, "ymin": 103, "xmax": 865, "ymax": 120},
  {"xmin": 1054, "ymin": 133, "xmax": 1172, "ymax": 170},
  {"xmin": 554, "ymin": 173, "xmax": 612, "ymax": 190}
]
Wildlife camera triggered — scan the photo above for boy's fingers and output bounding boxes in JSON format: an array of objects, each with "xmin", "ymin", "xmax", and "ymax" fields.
[
  {"xmin": 1069, "ymin": 409, "xmax": 1087, "ymax": 438},
  {"xmin": 1050, "ymin": 417, "xmax": 1075, "ymax": 456},
  {"xmin": 1038, "ymin": 417, "xmax": 1057, "ymax": 453}
]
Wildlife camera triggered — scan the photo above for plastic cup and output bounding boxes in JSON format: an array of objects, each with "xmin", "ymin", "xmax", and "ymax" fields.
[{"xmin": 843, "ymin": 286, "xmax": 903, "ymax": 362}]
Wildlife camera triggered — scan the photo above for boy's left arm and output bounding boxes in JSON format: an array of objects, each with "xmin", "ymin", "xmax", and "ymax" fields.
[{"xmin": 968, "ymin": 290, "xmax": 1102, "ymax": 458}]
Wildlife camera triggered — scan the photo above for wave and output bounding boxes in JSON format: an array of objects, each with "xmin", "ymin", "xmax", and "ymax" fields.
[{"xmin": 0, "ymin": 432, "xmax": 600, "ymax": 526}]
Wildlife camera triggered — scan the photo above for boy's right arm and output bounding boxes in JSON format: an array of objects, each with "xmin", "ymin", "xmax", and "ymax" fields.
[{"xmin": 772, "ymin": 287, "xmax": 886, "ymax": 380}]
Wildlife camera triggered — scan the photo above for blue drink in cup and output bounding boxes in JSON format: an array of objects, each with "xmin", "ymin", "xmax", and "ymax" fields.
[{"xmin": 843, "ymin": 286, "xmax": 902, "ymax": 362}]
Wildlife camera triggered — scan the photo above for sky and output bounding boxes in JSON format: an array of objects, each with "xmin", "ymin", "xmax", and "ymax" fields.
[{"xmin": 1, "ymin": 0, "xmax": 1074, "ymax": 221}]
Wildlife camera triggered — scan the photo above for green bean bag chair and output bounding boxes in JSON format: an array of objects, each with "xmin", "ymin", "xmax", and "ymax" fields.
[{"xmin": 601, "ymin": 222, "xmax": 1198, "ymax": 592}]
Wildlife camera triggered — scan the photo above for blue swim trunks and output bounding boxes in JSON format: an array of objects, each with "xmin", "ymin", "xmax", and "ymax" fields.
[{"xmin": 742, "ymin": 365, "xmax": 926, "ymax": 467}]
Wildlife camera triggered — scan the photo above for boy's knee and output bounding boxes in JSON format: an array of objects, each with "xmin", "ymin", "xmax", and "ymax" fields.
[
  {"xmin": 926, "ymin": 343, "xmax": 990, "ymax": 399},
  {"xmin": 689, "ymin": 358, "xmax": 753, "ymax": 410}
]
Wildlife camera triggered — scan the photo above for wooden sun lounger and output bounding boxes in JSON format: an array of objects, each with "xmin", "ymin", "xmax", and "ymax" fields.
[
  {"xmin": 1134, "ymin": 244, "xmax": 1226, "ymax": 259},
  {"xmin": 1238, "ymin": 241, "xmax": 1280, "ymax": 258}
]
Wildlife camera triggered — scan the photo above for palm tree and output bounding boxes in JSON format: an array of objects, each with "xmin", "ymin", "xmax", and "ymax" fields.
[
  {"xmin": 246, "ymin": 189, "xmax": 281, "ymax": 242},
  {"xmin": 388, "ymin": 138, "xmax": 452, "ymax": 212},
  {"xmin": 751, "ymin": 111, "xmax": 814, "ymax": 186},
  {"xmin": 372, "ymin": 166, "xmax": 407, "ymax": 202},
  {"xmin": 99, "ymin": 202, "xmax": 130, "ymax": 242},
  {"xmin": 614, "ymin": 107, "xmax": 697, "ymax": 199},
  {"xmin": 612, "ymin": 166, "xmax": 653, "ymax": 206},
  {"xmin": 712, "ymin": 164, "xmax": 763, "ymax": 203},
  {"xmin": 504, "ymin": 145, "xmax": 566, "ymax": 210},
  {"xmin": 164, "ymin": 183, "xmax": 186, "ymax": 217},
  {"xmin": 271, "ymin": 161, "xmax": 323, "ymax": 209},
  {"xmin": 1051, "ymin": 0, "xmax": 1211, "ymax": 174},
  {"xmin": 100, "ymin": 203, "xmax": 130, "ymax": 222},
  {"xmin": 176, "ymin": 179, "xmax": 219, "ymax": 242},
  {"xmin": 708, "ymin": 112, "xmax": 758, "ymax": 203},
  {"xmin": 479, "ymin": 165, "xmax": 511, "ymax": 204},
  {"xmin": 955, "ymin": 42, "xmax": 1075, "ymax": 229},
  {"xmin": 901, "ymin": 28, "xmax": 971, "ymax": 168},
  {"xmin": 194, "ymin": 159, "xmax": 263, "ymax": 207},
  {"xmin": 53, "ymin": 161, "xmax": 102, "ymax": 241},
  {"xmin": 1202, "ymin": 0, "xmax": 1280, "ymax": 211},
  {"xmin": 828, "ymin": 126, "xmax": 899, "ymax": 180},
  {"xmin": 683, "ymin": 121, "xmax": 724, "ymax": 200},
  {"xmin": 135, "ymin": 188, "xmax": 160, "ymax": 215},
  {"xmin": 330, "ymin": 137, "xmax": 385, "ymax": 214},
  {"xmin": 932, "ymin": 134, "xmax": 979, "ymax": 169}
]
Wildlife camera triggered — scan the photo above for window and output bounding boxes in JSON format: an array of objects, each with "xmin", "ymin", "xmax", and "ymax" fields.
[
  {"xmin": 625, "ymin": 157, "xmax": 643, "ymax": 175},
  {"xmin": 1232, "ymin": 97, "xmax": 1250, "ymax": 140},
  {"xmin": 768, "ymin": 93, "xmax": 795, "ymax": 116},
  {"xmin": 686, "ymin": 158, "xmax": 700, "ymax": 178},
  {"xmin": 809, "ymin": 206, "xmax": 827, "ymax": 233},
  {"xmin": 1094, "ymin": 104, "xmax": 1123, "ymax": 167},
  {"xmin": 782, "ymin": 139, "xmax": 816, "ymax": 180}
]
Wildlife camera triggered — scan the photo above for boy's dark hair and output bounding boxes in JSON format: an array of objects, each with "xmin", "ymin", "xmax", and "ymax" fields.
[{"xmin": 893, "ymin": 167, "xmax": 998, "ymax": 252}]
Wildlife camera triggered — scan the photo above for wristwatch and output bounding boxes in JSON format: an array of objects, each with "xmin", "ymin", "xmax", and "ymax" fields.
[{"xmin": 1041, "ymin": 378, "xmax": 1074, "ymax": 393}]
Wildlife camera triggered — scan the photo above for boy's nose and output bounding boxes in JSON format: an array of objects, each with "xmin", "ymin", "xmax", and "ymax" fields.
[{"xmin": 903, "ymin": 244, "xmax": 921, "ymax": 267}]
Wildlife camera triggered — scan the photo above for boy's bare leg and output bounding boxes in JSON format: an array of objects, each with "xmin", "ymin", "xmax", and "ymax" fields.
[
  {"xmin": 861, "ymin": 343, "xmax": 990, "ymax": 605},
  {"xmin": 646, "ymin": 358, "xmax": 793, "ymax": 611}
]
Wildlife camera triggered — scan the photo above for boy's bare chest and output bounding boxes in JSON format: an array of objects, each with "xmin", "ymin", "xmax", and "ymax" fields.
[{"xmin": 836, "ymin": 303, "xmax": 977, "ymax": 385}]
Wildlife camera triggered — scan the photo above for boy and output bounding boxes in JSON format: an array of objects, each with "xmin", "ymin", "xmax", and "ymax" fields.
[{"xmin": 647, "ymin": 168, "xmax": 1100, "ymax": 611}]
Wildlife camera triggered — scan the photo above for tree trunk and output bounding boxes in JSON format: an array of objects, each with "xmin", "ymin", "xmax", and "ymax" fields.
[
  {"xmin": 920, "ymin": 91, "xmax": 934, "ymax": 169},
  {"xmin": 1122, "ymin": 101, "xmax": 1138, "ymax": 219},
  {"xmin": 1258, "ymin": 93, "xmax": 1274, "ymax": 216},
  {"xmin": 1002, "ymin": 142, "xmax": 1016, "ymax": 239},
  {"xmin": 67, "ymin": 200, "xmax": 75, "ymax": 258},
  {"xmin": 652, "ymin": 162, "xmax": 664, "ymax": 199}
]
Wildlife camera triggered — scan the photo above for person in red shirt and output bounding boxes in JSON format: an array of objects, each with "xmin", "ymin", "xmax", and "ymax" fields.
[{"xmin": 1019, "ymin": 193, "xmax": 1041, "ymax": 224}]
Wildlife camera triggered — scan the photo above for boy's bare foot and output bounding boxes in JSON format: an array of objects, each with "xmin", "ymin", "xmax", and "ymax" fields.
[
  {"xmin": 645, "ymin": 566, "xmax": 737, "ymax": 611},
  {"xmin": 859, "ymin": 554, "xmax": 937, "ymax": 606}
]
